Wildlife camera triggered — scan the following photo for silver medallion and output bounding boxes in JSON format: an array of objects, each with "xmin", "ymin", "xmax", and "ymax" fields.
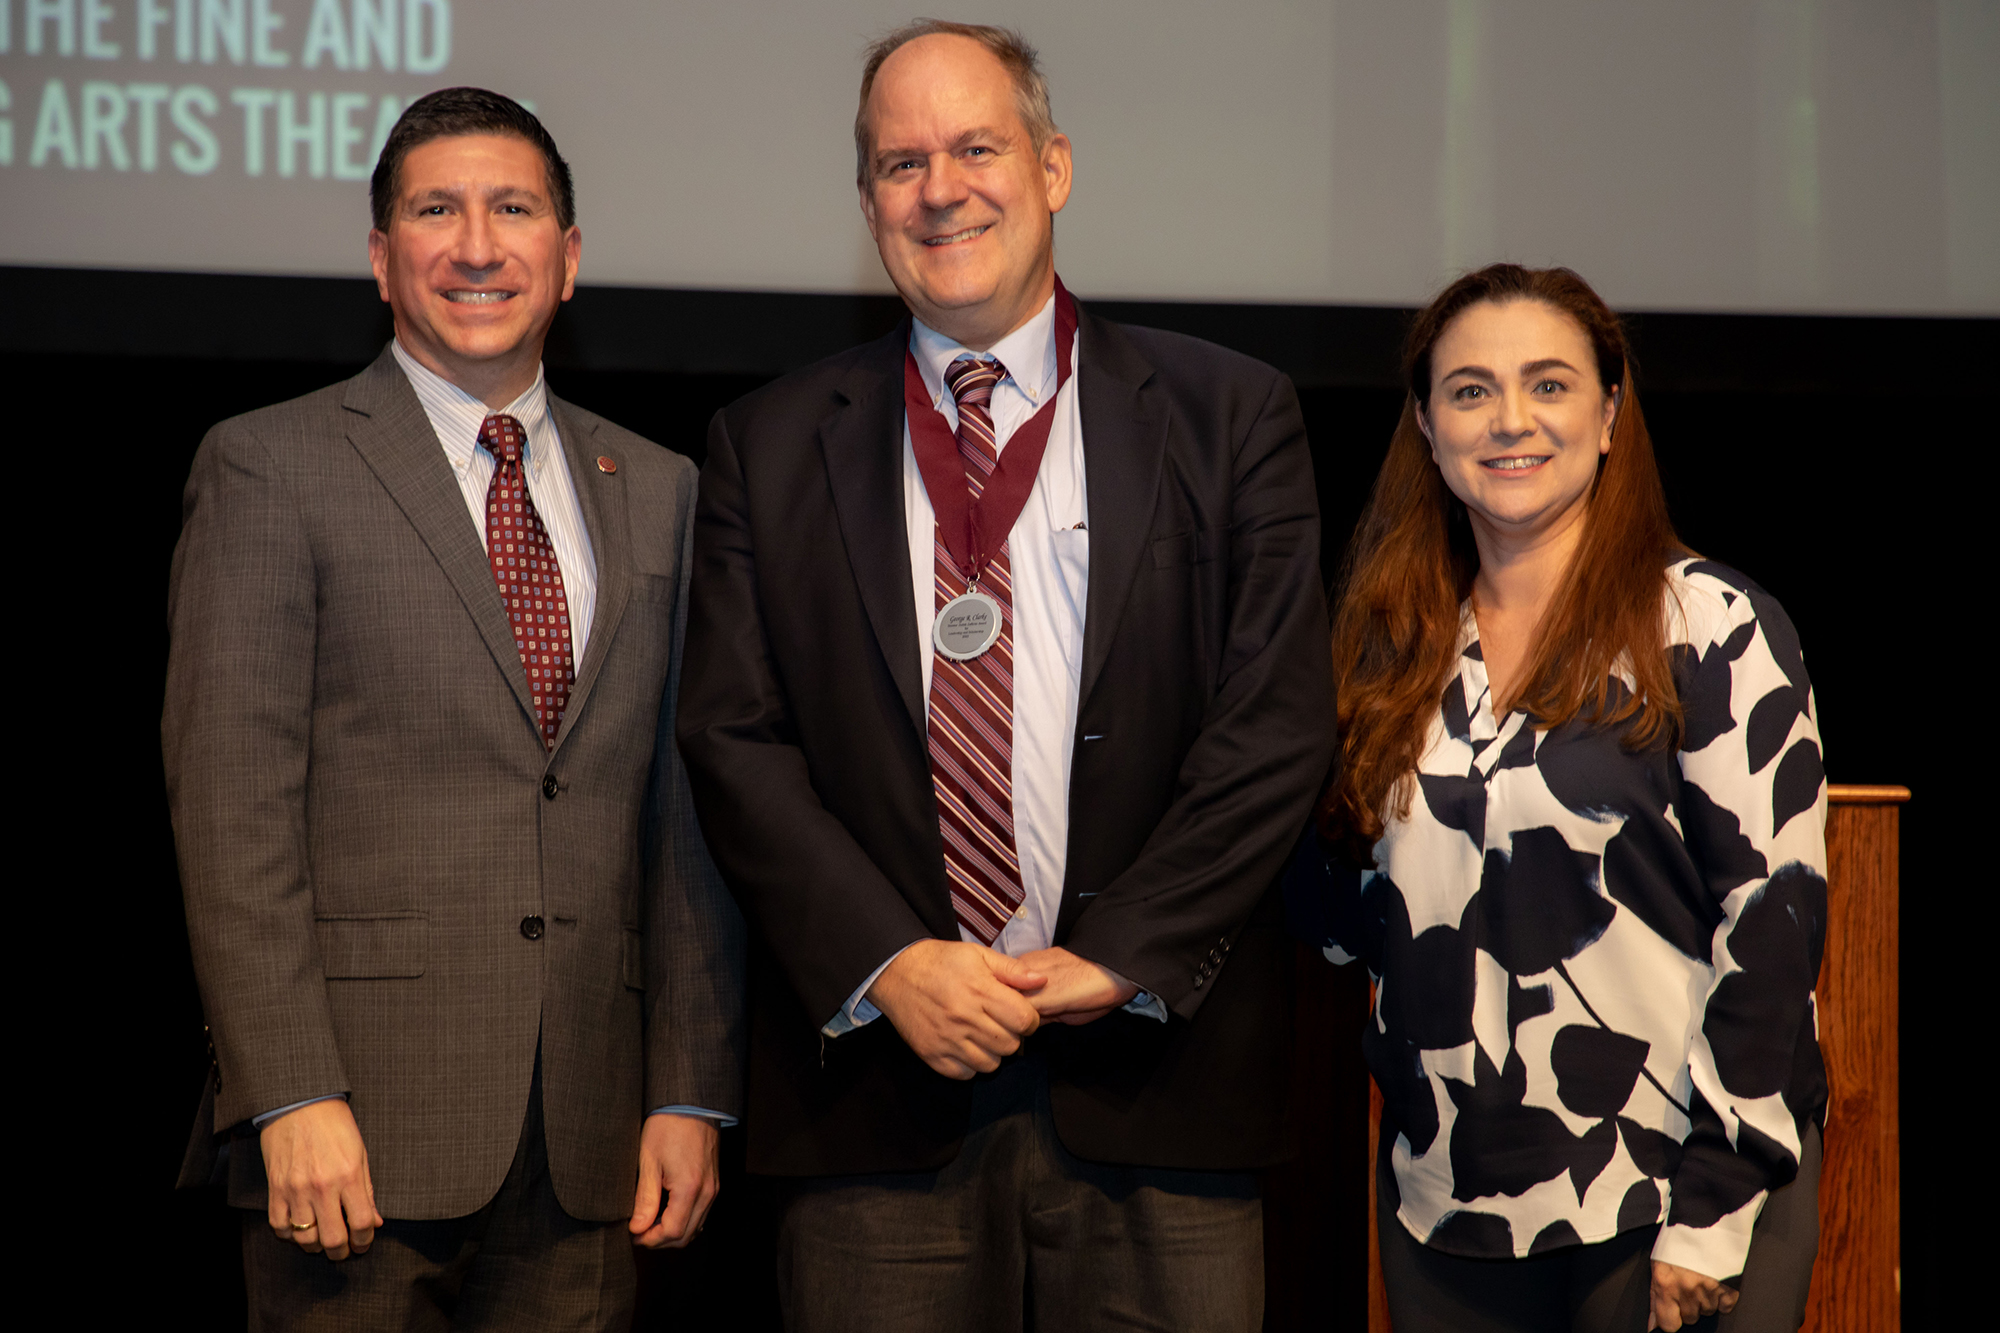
[{"xmin": 933, "ymin": 590, "xmax": 1003, "ymax": 661}]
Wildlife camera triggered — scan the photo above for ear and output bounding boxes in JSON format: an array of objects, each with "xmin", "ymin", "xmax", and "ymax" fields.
[
  {"xmin": 560, "ymin": 224, "xmax": 581, "ymax": 303},
  {"xmin": 1042, "ymin": 132, "xmax": 1074, "ymax": 215},
  {"xmin": 367, "ymin": 228, "xmax": 391, "ymax": 302},
  {"xmin": 1599, "ymin": 384, "xmax": 1618, "ymax": 455},
  {"xmin": 858, "ymin": 178, "xmax": 881, "ymax": 244},
  {"xmin": 1415, "ymin": 400, "xmax": 1439, "ymax": 457}
]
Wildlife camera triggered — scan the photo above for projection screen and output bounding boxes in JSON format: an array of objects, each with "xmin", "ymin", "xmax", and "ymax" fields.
[{"xmin": 2, "ymin": 0, "xmax": 1995, "ymax": 314}]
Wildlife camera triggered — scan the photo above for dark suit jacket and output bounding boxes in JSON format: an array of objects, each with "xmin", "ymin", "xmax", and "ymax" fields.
[
  {"xmin": 165, "ymin": 348, "xmax": 746, "ymax": 1221},
  {"xmin": 677, "ymin": 305, "xmax": 1333, "ymax": 1176}
]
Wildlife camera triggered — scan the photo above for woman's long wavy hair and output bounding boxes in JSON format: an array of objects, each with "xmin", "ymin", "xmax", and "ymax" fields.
[{"xmin": 1318, "ymin": 264, "xmax": 1688, "ymax": 864}]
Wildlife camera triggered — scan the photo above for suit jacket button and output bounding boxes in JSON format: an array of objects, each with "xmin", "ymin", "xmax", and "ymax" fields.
[
  {"xmin": 521, "ymin": 915, "xmax": 545, "ymax": 940},
  {"xmin": 1193, "ymin": 974, "xmax": 1205, "ymax": 987},
  {"xmin": 541, "ymin": 775, "xmax": 559, "ymax": 800}
]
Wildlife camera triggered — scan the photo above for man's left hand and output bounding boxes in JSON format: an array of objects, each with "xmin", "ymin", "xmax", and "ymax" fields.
[
  {"xmin": 1015, "ymin": 947, "xmax": 1141, "ymax": 1026},
  {"xmin": 629, "ymin": 1113, "xmax": 721, "ymax": 1249}
]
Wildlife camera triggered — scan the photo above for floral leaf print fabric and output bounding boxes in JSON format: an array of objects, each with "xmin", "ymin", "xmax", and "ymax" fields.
[{"xmin": 1306, "ymin": 560, "xmax": 1827, "ymax": 1279}]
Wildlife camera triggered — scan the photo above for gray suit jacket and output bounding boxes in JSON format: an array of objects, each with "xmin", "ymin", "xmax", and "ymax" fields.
[{"xmin": 165, "ymin": 347, "xmax": 745, "ymax": 1221}]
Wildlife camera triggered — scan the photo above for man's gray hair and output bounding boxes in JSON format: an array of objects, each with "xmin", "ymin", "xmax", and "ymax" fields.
[{"xmin": 855, "ymin": 19, "xmax": 1057, "ymax": 185}]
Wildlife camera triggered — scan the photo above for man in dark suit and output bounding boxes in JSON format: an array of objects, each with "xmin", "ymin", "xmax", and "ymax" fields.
[
  {"xmin": 677, "ymin": 22, "xmax": 1333, "ymax": 1332},
  {"xmin": 166, "ymin": 89, "xmax": 744, "ymax": 1328}
]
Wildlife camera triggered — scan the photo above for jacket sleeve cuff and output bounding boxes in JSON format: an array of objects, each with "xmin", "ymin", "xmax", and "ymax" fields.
[{"xmin": 1652, "ymin": 1195, "xmax": 1762, "ymax": 1283}]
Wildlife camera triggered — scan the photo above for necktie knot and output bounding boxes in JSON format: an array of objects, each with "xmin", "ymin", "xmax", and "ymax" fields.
[
  {"xmin": 479, "ymin": 413, "xmax": 527, "ymax": 468},
  {"xmin": 944, "ymin": 357, "xmax": 1005, "ymax": 412}
]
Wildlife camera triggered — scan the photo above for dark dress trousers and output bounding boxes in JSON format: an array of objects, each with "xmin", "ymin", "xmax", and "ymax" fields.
[
  {"xmin": 677, "ymin": 305, "xmax": 1335, "ymax": 1177},
  {"xmin": 166, "ymin": 348, "xmax": 746, "ymax": 1224}
]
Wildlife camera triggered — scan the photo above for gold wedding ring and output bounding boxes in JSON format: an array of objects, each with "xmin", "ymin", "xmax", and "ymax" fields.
[{"xmin": 290, "ymin": 1219, "xmax": 318, "ymax": 1231}]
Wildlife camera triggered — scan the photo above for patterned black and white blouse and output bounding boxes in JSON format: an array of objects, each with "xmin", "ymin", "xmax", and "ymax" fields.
[{"xmin": 1293, "ymin": 559, "xmax": 1827, "ymax": 1280}]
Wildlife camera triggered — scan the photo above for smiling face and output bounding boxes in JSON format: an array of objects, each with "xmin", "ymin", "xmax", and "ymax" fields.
[
  {"xmin": 367, "ymin": 133, "xmax": 580, "ymax": 405},
  {"xmin": 859, "ymin": 34, "xmax": 1072, "ymax": 350},
  {"xmin": 1419, "ymin": 298, "xmax": 1618, "ymax": 553}
]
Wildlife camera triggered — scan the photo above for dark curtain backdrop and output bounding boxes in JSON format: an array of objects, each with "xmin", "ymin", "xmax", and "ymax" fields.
[{"xmin": 5, "ymin": 268, "xmax": 1980, "ymax": 1329}]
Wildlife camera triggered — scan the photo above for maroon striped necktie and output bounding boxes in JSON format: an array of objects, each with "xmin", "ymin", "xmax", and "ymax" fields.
[
  {"xmin": 480, "ymin": 413, "xmax": 575, "ymax": 750},
  {"xmin": 929, "ymin": 358, "xmax": 1023, "ymax": 943}
]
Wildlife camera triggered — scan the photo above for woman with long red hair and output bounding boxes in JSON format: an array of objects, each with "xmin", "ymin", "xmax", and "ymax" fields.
[{"xmin": 1294, "ymin": 266, "xmax": 1826, "ymax": 1331}]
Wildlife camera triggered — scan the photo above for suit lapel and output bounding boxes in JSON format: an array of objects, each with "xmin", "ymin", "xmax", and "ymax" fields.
[
  {"xmin": 547, "ymin": 398, "xmax": 628, "ymax": 754},
  {"xmin": 821, "ymin": 324, "xmax": 926, "ymax": 735},
  {"xmin": 1075, "ymin": 308, "xmax": 1169, "ymax": 711},
  {"xmin": 340, "ymin": 350, "xmax": 541, "ymax": 739}
]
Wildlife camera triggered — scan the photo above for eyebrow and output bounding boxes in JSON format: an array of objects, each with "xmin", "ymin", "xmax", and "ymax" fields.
[
  {"xmin": 409, "ymin": 184, "xmax": 546, "ymax": 207},
  {"xmin": 1439, "ymin": 357, "xmax": 1582, "ymax": 381}
]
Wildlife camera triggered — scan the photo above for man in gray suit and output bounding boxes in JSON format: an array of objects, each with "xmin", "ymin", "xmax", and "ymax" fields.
[{"xmin": 166, "ymin": 88, "xmax": 744, "ymax": 1329}]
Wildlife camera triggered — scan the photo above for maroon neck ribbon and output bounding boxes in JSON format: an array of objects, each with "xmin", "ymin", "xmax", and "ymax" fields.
[{"xmin": 904, "ymin": 277, "xmax": 1079, "ymax": 590}]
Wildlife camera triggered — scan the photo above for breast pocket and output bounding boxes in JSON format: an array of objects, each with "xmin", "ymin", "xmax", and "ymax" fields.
[
  {"xmin": 630, "ymin": 572, "xmax": 678, "ymax": 606},
  {"xmin": 1050, "ymin": 526, "xmax": 1091, "ymax": 665},
  {"xmin": 315, "ymin": 913, "xmax": 427, "ymax": 979},
  {"xmin": 1150, "ymin": 527, "xmax": 1226, "ymax": 568}
]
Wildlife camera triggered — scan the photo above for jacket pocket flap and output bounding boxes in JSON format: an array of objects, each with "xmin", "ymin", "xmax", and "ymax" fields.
[
  {"xmin": 622, "ymin": 928, "xmax": 644, "ymax": 990},
  {"xmin": 316, "ymin": 914, "xmax": 427, "ymax": 979}
]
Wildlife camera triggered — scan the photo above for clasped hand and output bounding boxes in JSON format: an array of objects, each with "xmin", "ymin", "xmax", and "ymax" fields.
[
  {"xmin": 866, "ymin": 940, "xmax": 1142, "ymax": 1080},
  {"xmin": 1649, "ymin": 1261, "xmax": 1739, "ymax": 1330}
]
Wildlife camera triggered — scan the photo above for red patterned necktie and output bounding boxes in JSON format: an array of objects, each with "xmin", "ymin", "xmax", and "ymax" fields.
[
  {"xmin": 929, "ymin": 358, "xmax": 1024, "ymax": 943},
  {"xmin": 480, "ymin": 413, "xmax": 574, "ymax": 750}
]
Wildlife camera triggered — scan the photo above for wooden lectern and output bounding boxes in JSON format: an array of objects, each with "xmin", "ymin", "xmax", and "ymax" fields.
[
  {"xmin": 1268, "ymin": 786, "xmax": 1905, "ymax": 1332},
  {"xmin": 1801, "ymin": 785, "xmax": 1904, "ymax": 1332}
]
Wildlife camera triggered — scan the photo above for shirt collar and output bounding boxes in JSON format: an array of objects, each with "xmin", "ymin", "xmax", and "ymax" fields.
[
  {"xmin": 910, "ymin": 292, "xmax": 1059, "ymax": 412},
  {"xmin": 390, "ymin": 339, "xmax": 554, "ymax": 469}
]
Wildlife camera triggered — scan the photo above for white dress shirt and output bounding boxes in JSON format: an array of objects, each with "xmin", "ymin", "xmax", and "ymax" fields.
[
  {"xmin": 257, "ymin": 345, "xmax": 730, "ymax": 1128},
  {"xmin": 827, "ymin": 295, "xmax": 1164, "ymax": 1034}
]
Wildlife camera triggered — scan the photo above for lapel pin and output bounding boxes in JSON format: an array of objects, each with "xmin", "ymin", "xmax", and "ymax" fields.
[{"xmin": 596, "ymin": 456, "xmax": 618, "ymax": 474}]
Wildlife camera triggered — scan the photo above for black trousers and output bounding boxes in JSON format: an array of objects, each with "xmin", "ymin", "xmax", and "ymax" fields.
[
  {"xmin": 1378, "ymin": 1121, "xmax": 1823, "ymax": 1333},
  {"xmin": 241, "ymin": 1059, "xmax": 636, "ymax": 1333},
  {"xmin": 776, "ymin": 1051, "xmax": 1265, "ymax": 1333}
]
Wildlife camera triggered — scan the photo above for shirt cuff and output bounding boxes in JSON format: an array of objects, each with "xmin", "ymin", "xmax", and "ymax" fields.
[
  {"xmin": 823, "ymin": 945, "xmax": 919, "ymax": 1037},
  {"xmin": 648, "ymin": 1105, "xmax": 738, "ymax": 1128},
  {"xmin": 251, "ymin": 1093, "xmax": 347, "ymax": 1127},
  {"xmin": 1123, "ymin": 991, "xmax": 1168, "ymax": 1022},
  {"xmin": 1652, "ymin": 1194, "xmax": 1762, "ymax": 1283}
]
